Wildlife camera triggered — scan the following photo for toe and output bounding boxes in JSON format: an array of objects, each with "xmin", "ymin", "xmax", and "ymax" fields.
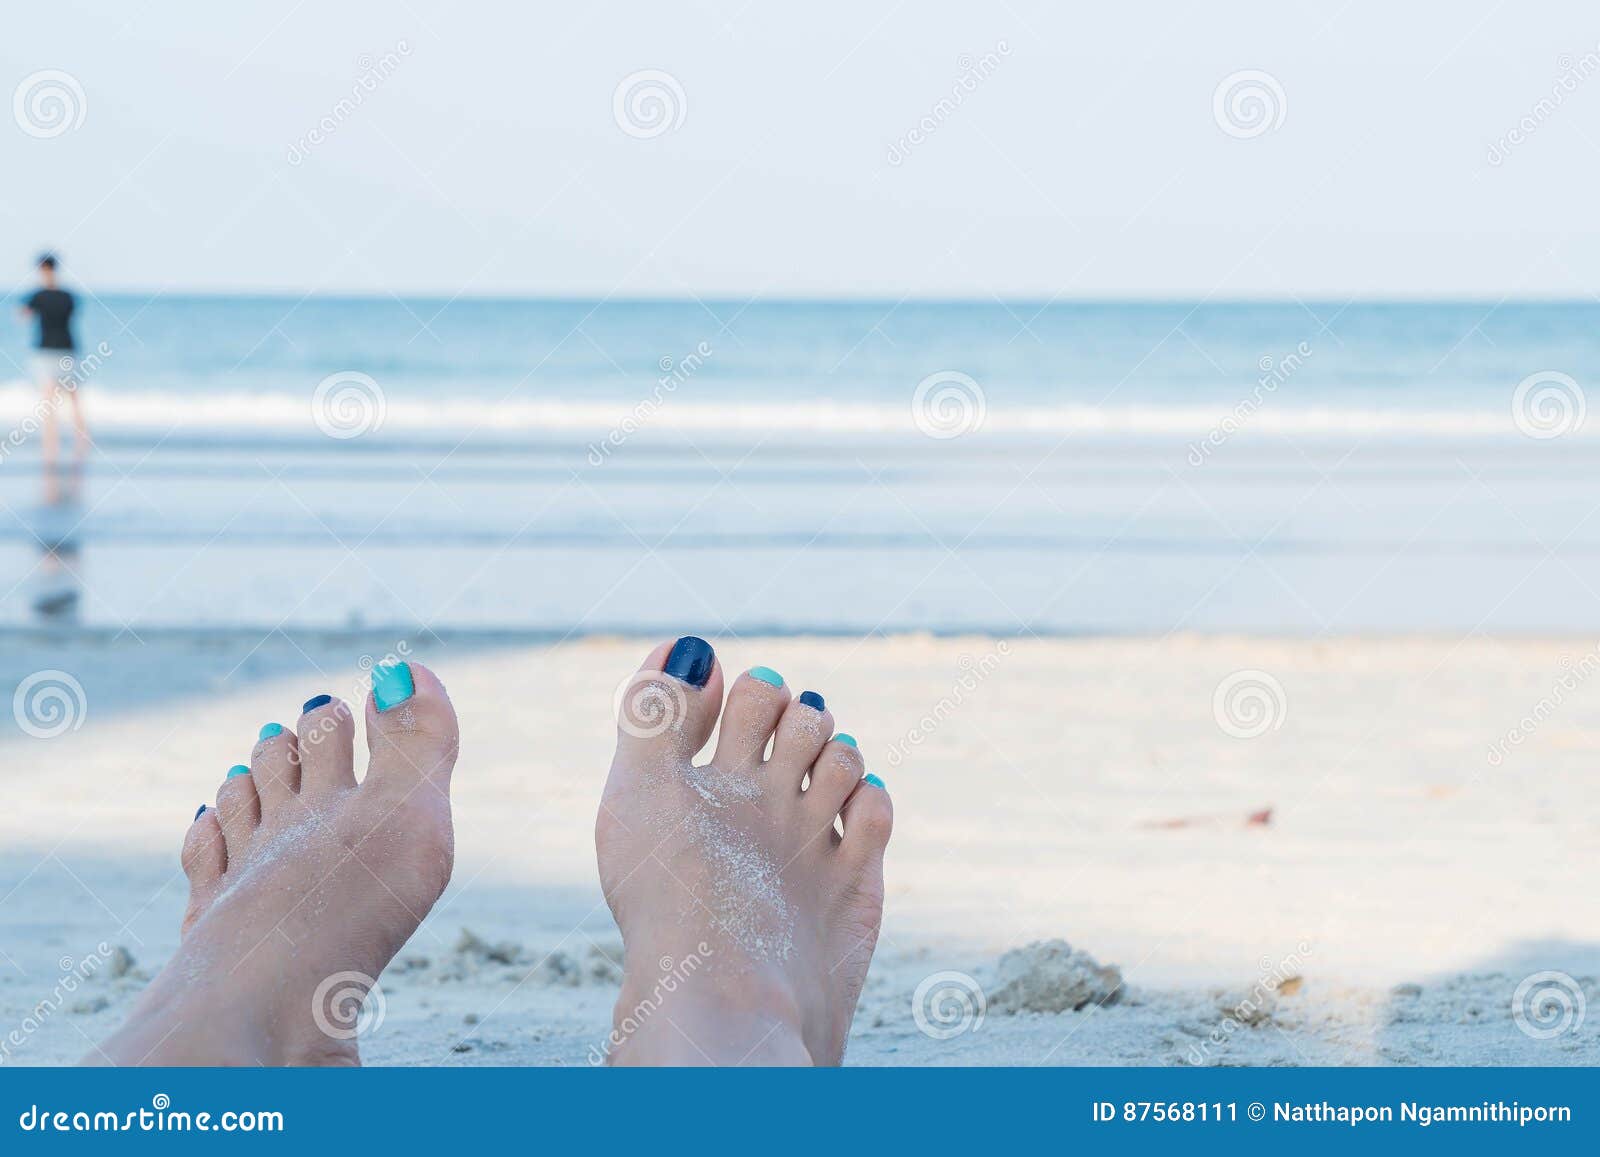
[
  {"xmin": 363, "ymin": 661, "xmax": 459, "ymax": 803},
  {"xmin": 297, "ymin": 693, "xmax": 357, "ymax": 794},
  {"xmin": 181, "ymin": 805, "xmax": 227, "ymax": 886},
  {"xmin": 769, "ymin": 692, "xmax": 834, "ymax": 789},
  {"xmin": 804, "ymin": 733, "xmax": 866, "ymax": 818},
  {"xmin": 839, "ymin": 770, "xmax": 894, "ymax": 863},
  {"xmin": 180, "ymin": 805, "xmax": 227, "ymax": 934},
  {"xmin": 614, "ymin": 636, "xmax": 724, "ymax": 765},
  {"xmin": 214, "ymin": 767, "xmax": 261, "ymax": 861},
  {"xmin": 250, "ymin": 722, "xmax": 301, "ymax": 811},
  {"xmin": 710, "ymin": 665, "xmax": 790, "ymax": 773}
]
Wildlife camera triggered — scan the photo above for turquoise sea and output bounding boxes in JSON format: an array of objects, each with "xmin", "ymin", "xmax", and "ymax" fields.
[{"xmin": 1, "ymin": 296, "xmax": 1596, "ymax": 632}]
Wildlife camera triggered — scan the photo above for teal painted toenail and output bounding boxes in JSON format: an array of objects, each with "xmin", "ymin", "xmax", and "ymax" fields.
[
  {"xmin": 833, "ymin": 733, "xmax": 858, "ymax": 748},
  {"xmin": 227, "ymin": 764, "xmax": 250, "ymax": 778},
  {"xmin": 748, "ymin": 666, "xmax": 784, "ymax": 688},
  {"xmin": 371, "ymin": 661, "xmax": 415, "ymax": 711},
  {"xmin": 258, "ymin": 722, "xmax": 284, "ymax": 740},
  {"xmin": 863, "ymin": 773, "xmax": 885, "ymax": 789}
]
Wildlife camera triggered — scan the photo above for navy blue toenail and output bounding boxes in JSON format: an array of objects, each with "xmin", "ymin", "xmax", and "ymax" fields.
[
  {"xmin": 799, "ymin": 691, "xmax": 825, "ymax": 711},
  {"xmin": 194, "ymin": 804, "xmax": 207, "ymax": 820},
  {"xmin": 302, "ymin": 693, "xmax": 333, "ymax": 713},
  {"xmin": 662, "ymin": 636, "xmax": 715, "ymax": 688}
]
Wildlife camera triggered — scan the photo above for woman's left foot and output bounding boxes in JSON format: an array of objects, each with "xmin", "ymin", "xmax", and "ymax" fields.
[{"xmin": 92, "ymin": 662, "xmax": 459, "ymax": 1067}]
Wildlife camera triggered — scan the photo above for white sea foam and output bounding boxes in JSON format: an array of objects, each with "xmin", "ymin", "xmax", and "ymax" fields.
[{"xmin": 0, "ymin": 382, "xmax": 1571, "ymax": 440}]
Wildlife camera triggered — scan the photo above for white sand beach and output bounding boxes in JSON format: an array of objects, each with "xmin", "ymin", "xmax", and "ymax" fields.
[{"xmin": 0, "ymin": 631, "xmax": 1595, "ymax": 1066}]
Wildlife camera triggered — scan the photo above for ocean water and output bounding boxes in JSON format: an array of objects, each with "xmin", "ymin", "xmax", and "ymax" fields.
[{"xmin": 1, "ymin": 295, "xmax": 1596, "ymax": 633}]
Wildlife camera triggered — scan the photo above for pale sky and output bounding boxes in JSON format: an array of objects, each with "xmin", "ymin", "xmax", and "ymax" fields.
[{"xmin": 3, "ymin": 1, "xmax": 1599, "ymax": 298}]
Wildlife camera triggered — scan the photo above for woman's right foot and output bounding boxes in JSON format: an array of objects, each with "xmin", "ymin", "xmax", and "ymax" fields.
[{"xmin": 596, "ymin": 637, "xmax": 894, "ymax": 1065}]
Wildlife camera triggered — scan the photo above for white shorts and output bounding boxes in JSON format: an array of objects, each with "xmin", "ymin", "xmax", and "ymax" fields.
[{"xmin": 33, "ymin": 351, "xmax": 75, "ymax": 386}]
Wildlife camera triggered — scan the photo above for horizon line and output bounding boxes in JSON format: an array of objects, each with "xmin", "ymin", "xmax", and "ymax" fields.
[{"xmin": 8, "ymin": 288, "xmax": 1600, "ymax": 307}]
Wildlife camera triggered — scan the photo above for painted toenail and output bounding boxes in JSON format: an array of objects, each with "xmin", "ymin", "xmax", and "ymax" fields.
[
  {"xmin": 258, "ymin": 722, "xmax": 284, "ymax": 740},
  {"xmin": 226, "ymin": 764, "xmax": 250, "ymax": 778},
  {"xmin": 194, "ymin": 804, "xmax": 207, "ymax": 820},
  {"xmin": 662, "ymin": 636, "xmax": 715, "ymax": 688},
  {"xmin": 371, "ymin": 661, "xmax": 415, "ymax": 711},
  {"xmin": 798, "ymin": 690, "xmax": 825, "ymax": 711},
  {"xmin": 748, "ymin": 666, "xmax": 784, "ymax": 688},
  {"xmin": 863, "ymin": 773, "xmax": 885, "ymax": 789},
  {"xmin": 302, "ymin": 693, "xmax": 333, "ymax": 713},
  {"xmin": 833, "ymin": 733, "xmax": 858, "ymax": 748}
]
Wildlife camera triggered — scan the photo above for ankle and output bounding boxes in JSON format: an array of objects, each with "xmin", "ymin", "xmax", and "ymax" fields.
[
  {"xmin": 608, "ymin": 955, "xmax": 813, "ymax": 1065},
  {"xmin": 95, "ymin": 969, "xmax": 360, "ymax": 1068},
  {"xmin": 608, "ymin": 991, "xmax": 812, "ymax": 1065}
]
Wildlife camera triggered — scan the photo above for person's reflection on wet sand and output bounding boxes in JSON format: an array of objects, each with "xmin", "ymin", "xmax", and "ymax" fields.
[{"xmin": 31, "ymin": 466, "xmax": 82, "ymax": 622}]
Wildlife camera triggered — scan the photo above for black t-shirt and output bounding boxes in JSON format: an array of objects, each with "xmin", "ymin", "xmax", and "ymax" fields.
[{"xmin": 26, "ymin": 288, "xmax": 76, "ymax": 351}]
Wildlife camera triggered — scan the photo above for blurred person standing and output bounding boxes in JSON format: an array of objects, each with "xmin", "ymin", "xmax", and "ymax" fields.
[{"xmin": 18, "ymin": 251, "xmax": 89, "ymax": 476}]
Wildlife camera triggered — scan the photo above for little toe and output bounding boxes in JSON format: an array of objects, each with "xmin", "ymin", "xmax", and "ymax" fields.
[
  {"xmin": 180, "ymin": 805, "xmax": 227, "ymax": 934},
  {"xmin": 710, "ymin": 665, "xmax": 791, "ymax": 773},
  {"xmin": 250, "ymin": 722, "xmax": 301, "ymax": 812},
  {"xmin": 615, "ymin": 636, "xmax": 725, "ymax": 765},
  {"xmin": 838, "ymin": 770, "xmax": 894, "ymax": 864},
  {"xmin": 297, "ymin": 693, "xmax": 357, "ymax": 795},
  {"xmin": 363, "ymin": 661, "xmax": 459, "ymax": 803},
  {"xmin": 804, "ymin": 733, "xmax": 866, "ymax": 818},
  {"xmin": 215, "ymin": 767, "xmax": 261, "ymax": 862},
  {"xmin": 769, "ymin": 691, "xmax": 834, "ymax": 789},
  {"xmin": 181, "ymin": 805, "xmax": 227, "ymax": 888}
]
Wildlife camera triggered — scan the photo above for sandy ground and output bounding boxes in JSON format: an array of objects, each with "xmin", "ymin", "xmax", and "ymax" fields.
[{"xmin": 0, "ymin": 631, "xmax": 1595, "ymax": 1066}]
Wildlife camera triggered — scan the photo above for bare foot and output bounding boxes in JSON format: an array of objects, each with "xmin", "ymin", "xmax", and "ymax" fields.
[
  {"xmin": 596, "ymin": 637, "xmax": 893, "ymax": 1065},
  {"xmin": 92, "ymin": 662, "xmax": 458, "ymax": 1066}
]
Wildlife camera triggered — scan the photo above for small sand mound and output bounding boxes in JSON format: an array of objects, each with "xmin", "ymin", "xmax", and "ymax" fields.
[
  {"xmin": 396, "ymin": 930, "xmax": 628, "ymax": 989},
  {"xmin": 990, "ymin": 939, "xmax": 1123, "ymax": 1014},
  {"xmin": 455, "ymin": 928, "xmax": 521, "ymax": 965}
]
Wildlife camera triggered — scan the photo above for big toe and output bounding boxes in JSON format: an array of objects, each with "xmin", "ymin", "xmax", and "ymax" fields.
[
  {"xmin": 613, "ymin": 636, "xmax": 725, "ymax": 767},
  {"xmin": 363, "ymin": 660, "xmax": 459, "ymax": 804}
]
